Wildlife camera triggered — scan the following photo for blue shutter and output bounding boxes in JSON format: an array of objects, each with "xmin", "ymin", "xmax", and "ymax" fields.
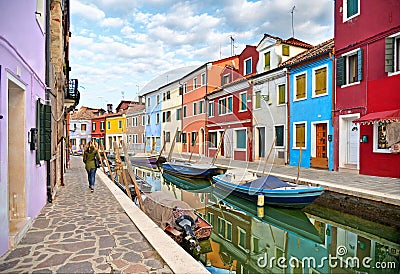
[
  {"xmin": 357, "ymin": 49, "xmax": 363, "ymax": 82},
  {"xmin": 385, "ymin": 37, "xmax": 395, "ymax": 73},
  {"xmin": 336, "ymin": 56, "xmax": 345, "ymax": 86}
]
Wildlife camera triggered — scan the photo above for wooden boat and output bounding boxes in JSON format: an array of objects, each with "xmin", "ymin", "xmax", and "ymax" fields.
[
  {"xmin": 140, "ymin": 191, "xmax": 212, "ymax": 252},
  {"xmin": 162, "ymin": 160, "xmax": 226, "ymax": 178},
  {"xmin": 212, "ymin": 169, "xmax": 323, "ymax": 208},
  {"xmin": 162, "ymin": 172, "xmax": 213, "ymax": 193},
  {"xmin": 130, "ymin": 153, "xmax": 166, "ymax": 166}
]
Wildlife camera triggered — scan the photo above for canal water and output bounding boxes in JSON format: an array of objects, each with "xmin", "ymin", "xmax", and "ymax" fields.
[{"xmin": 122, "ymin": 163, "xmax": 399, "ymax": 274}]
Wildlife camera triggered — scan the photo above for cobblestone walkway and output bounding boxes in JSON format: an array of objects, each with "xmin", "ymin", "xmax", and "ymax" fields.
[{"xmin": 0, "ymin": 156, "xmax": 172, "ymax": 273}]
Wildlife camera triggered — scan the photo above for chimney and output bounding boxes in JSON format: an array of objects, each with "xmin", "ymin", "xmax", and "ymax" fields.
[
  {"xmin": 107, "ymin": 104, "xmax": 113, "ymax": 113},
  {"xmin": 138, "ymin": 95, "xmax": 143, "ymax": 104}
]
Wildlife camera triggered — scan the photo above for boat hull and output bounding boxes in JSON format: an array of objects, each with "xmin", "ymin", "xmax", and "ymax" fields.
[
  {"xmin": 212, "ymin": 175, "xmax": 323, "ymax": 208},
  {"xmin": 130, "ymin": 155, "xmax": 166, "ymax": 166},
  {"xmin": 162, "ymin": 162, "xmax": 225, "ymax": 178}
]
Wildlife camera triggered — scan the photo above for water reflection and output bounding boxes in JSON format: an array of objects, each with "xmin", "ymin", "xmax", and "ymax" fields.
[{"xmin": 131, "ymin": 166, "xmax": 400, "ymax": 274}]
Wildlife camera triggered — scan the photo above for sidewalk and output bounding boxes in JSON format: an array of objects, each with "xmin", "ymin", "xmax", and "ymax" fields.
[
  {"xmin": 172, "ymin": 153, "xmax": 400, "ymax": 206},
  {"xmin": 0, "ymin": 157, "xmax": 206, "ymax": 273}
]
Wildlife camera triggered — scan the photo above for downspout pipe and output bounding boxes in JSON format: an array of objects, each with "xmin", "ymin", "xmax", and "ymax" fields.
[{"xmin": 45, "ymin": 0, "xmax": 52, "ymax": 203}]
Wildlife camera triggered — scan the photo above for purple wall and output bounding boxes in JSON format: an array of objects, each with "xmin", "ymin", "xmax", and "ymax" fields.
[{"xmin": 0, "ymin": 1, "xmax": 47, "ymax": 256}]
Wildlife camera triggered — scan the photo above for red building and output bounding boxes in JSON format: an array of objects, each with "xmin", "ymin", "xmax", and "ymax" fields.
[
  {"xmin": 206, "ymin": 46, "xmax": 259, "ymax": 161},
  {"xmin": 334, "ymin": 0, "xmax": 400, "ymax": 177},
  {"xmin": 91, "ymin": 114, "xmax": 106, "ymax": 147}
]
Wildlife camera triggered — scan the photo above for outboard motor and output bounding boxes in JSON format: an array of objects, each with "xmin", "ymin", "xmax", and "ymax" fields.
[{"xmin": 173, "ymin": 207, "xmax": 200, "ymax": 252}]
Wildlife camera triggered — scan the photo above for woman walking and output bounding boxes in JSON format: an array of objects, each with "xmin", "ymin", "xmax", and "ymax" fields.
[{"xmin": 83, "ymin": 141, "xmax": 100, "ymax": 192}]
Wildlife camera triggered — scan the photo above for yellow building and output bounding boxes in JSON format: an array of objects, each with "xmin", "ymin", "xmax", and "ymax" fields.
[{"xmin": 105, "ymin": 112, "xmax": 126, "ymax": 150}]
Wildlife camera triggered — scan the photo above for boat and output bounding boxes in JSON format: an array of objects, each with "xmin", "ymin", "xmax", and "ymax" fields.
[
  {"xmin": 212, "ymin": 169, "xmax": 323, "ymax": 208},
  {"xmin": 162, "ymin": 172, "xmax": 213, "ymax": 193},
  {"xmin": 114, "ymin": 170, "xmax": 152, "ymax": 197},
  {"xmin": 140, "ymin": 191, "xmax": 212, "ymax": 252},
  {"xmin": 162, "ymin": 159, "xmax": 226, "ymax": 179},
  {"xmin": 130, "ymin": 153, "xmax": 166, "ymax": 166}
]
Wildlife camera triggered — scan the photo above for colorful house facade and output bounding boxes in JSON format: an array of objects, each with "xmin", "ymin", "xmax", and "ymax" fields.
[
  {"xmin": 252, "ymin": 34, "xmax": 313, "ymax": 165},
  {"xmin": 105, "ymin": 112, "xmax": 126, "ymax": 151},
  {"xmin": 206, "ymin": 45, "xmax": 258, "ymax": 161},
  {"xmin": 0, "ymin": 1, "xmax": 48, "ymax": 256},
  {"xmin": 285, "ymin": 39, "xmax": 335, "ymax": 170},
  {"xmin": 334, "ymin": 0, "xmax": 400, "ymax": 177},
  {"xmin": 126, "ymin": 100, "xmax": 146, "ymax": 152}
]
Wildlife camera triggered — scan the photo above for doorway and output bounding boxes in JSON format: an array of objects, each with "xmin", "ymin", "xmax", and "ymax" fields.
[
  {"xmin": 339, "ymin": 115, "xmax": 359, "ymax": 172},
  {"xmin": 311, "ymin": 123, "xmax": 328, "ymax": 169},
  {"xmin": 257, "ymin": 127, "xmax": 266, "ymax": 159}
]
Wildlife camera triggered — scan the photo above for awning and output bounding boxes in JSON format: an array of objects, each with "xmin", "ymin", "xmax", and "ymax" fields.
[{"xmin": 353, "ymin": 108, "xmax": 400, "ymax": 124}]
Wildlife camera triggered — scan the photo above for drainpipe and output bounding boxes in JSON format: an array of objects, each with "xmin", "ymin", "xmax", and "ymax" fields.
[
  {"xmin": 285, "ymin": 67, "xmax": 290, "ymax": 165},
  {"xmin": 45, "ymin": 0, "xmax": 52, "ymax": 203}
]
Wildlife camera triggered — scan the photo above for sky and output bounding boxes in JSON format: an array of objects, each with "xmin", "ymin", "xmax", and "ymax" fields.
[{"xmin": 69, "ymin": 0, "xmax": 334, "ymax": 109}]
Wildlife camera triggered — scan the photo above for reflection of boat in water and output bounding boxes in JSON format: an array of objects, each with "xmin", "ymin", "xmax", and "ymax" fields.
[
  {"xmin": 212, "ymin": 170, "xmax": 323, "ymax": 208},
  {"xmin": 162, "ymin": 159, "xmax": 226, "ymax": 179},
  {"xmin": 140, "ymin": 191, "xmax": 212, "ymax": 252},
  {"xmin": 130, "ymin": 153, "xmax": 166, "ymax": 166},
  {"xmin": 114, "ymin": 170, "xmax": 152, "ymax": 198},
  {"xmin": 162, "ymin": 172, "xmax": 213, "ymax": 193}
]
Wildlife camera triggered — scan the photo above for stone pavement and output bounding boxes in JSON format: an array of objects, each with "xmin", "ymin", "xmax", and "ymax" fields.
[{"xmin": 0, "ymin": 156, "xmax": 173, "ymax": 273}]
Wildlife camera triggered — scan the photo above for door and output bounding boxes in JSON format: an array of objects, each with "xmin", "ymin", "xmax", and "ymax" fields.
[
  {"xmin": 257, "ymin": 127, "xmax": 266, "ymax": 158},
  {"xmin": 311, "ymin": 123, "xmax": 328, "ymax": 169},
  {"xmin": 347, "ymin": 121, "xmax": 359, "ymax": 165}
]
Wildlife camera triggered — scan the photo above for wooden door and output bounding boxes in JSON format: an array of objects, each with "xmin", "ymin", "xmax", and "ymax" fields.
[{"xmin": 311, "ymin": 123, "xmax": 328, "ymax": 169}]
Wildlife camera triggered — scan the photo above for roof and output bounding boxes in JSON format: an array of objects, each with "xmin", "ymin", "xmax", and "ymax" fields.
[
  {"xmin": 282, "ymin": 38, "xmax": 334, "ymax": 67},
  {"xmin": 70, "ymin": 106, "xmax": 106, "ymax": 120},
  {"xmin": 258, "ymin": 33, "xmax": 313, "ymax": 49}
]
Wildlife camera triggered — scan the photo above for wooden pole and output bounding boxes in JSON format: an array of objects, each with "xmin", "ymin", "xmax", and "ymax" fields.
[
  {"xmin": 211, "ymin": 129, "xmax": 226, "ymax": 166},
  {"xmin": 97, "ymin": 142, "xmax": 107, "ymax": 174},
  {"xmin": 167, "ymin": 128, "xmax": 179, "ymax": 162},
  {"xmin": 122, "ymin": 141, "xmax": 145, "ymax": 211},
  {"xmin": 295, "ymin": 147, "xmax": 302, "ymax": 184},
  {"xmin": 114, "ymin": 142, "xmax": 132, "ymax": 200},
  {"xmin": 100, "ymin": 142, "xmax": 114, "ymax": 183},
  {"xmin": 188, "ymin": 132, "xmax": 199, "ymax": 163},
  {"xmin": 158, "ymin": 134, "xmax": 167, "ymax": 158},
  {"xmin": 262, "ymin": 137, "xmax": 276, "ymax": 176}
]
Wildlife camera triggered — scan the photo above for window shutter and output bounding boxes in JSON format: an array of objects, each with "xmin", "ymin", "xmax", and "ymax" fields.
[
  {"xmin": 357, "ymin": 49, "xmax": 363, "ymax": 81},
  {"xmin": 385, "ymin": 37, "xmax": 395, "ymax": 73},
  {"xmin": 296, "ymin": 74, "xmax": 306, "ymax": 99},
  {"xmin": 336, "ymin": 57, "xmax": 345, "ymax": 86},
  {"xmin": 40, "ymin": 104, "xmax": 52, "ymax": 161},
  {"xmin": 279, "ymin": 85, "xmax": 285, "ymax": 104}
]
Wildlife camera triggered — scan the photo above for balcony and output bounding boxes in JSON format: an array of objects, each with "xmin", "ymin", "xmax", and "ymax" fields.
[{"xmin": 65, "ymin": 79, "xmax": 80, "ymax": 110}]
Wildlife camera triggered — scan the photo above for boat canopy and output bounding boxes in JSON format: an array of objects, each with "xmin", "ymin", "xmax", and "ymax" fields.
[{"xmin": 242, "ymin": 175, "xmax": 293, "ymax": 190}]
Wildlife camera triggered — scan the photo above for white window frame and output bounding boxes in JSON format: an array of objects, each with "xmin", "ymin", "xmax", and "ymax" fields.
[
  {"xmin": 293, "ymin": 71, "xmax": 307, "ymax": 102},
  {"xmin": 193, "ymin": 102, "xmax": 197, "ymax": 116},
  {"xmin": 274, "ymin": 124, "xmax": 285, "ymax": 148},
  {"xmin": 142, "ymin": 115, "xmax": 145, "ymax": 126},
  {"xmin": 199, "ymin": 100, "xmax": 205, "ymax": 114},
  {"xmin": 100, "ymin": 121, "xmax": 105, "ymax": 131},
  {"xmin": 92, "ymin": 122, "xmax": 96, "ymax": 131},
  {"xmin": 235, "ymin": 127, "xmax": 247, "ymax": 151},
  {"xmin": 277, "ymin": 83, "xmax": 286, "ymax": 106},
  {"xmin": 237, "ymin": 227, "xmax": 248, "ymax": 252},
  {"xmin": 201, "ymin": 73, "xmax": 206, "ymax": 86},
  {"xmin": 132, "ymin": 117, "xmax": 138, "ymax": 127},
  {"xmin": 208, "ymin": 101, "xmax": 214, "ymax": 117},
  {"xmin": 388, "ymin": 32, "xmax": 400, "ymax": 77},
  {"xmin": 183, "ymin": 82, "xmax": 188, "ymax": 93},
  {"xmin": 239, "ymin": 92, "xmax": 247, "ymax": 112},
  {"xmin": 312, "ymin": 64, "xmax": 329, "ymax": 98},
  {"xmin": 293, "ymin": 121, "xmax": 307, "ymax": 149},
  {"xmin": 244, "ymin": 57, "xmax": 252, "ymax": 75},
  {"xmin": 255, "ymin": 90, "xmax": 262, "ymax": 109},
  {"xmin": 341, "ymin": 48, "xmax": 361, "ymax": 87},
  {"xmin": 373, "ymin": 123, "xmax": 391, "ymax": 154},
  {"xmin": 222, "ymin": 74, "xmax": 230, "ymax": 85},
  {"xmin": 343, "ymin": 0, "xmax": 360, "ymax": 22},
  {"xmin": 227, "ymin": 96, "xmax": 233, "ymax": 114},
  {"xmin": 193, "ymin": 77, "xmax": 198, "ymax": 89}
]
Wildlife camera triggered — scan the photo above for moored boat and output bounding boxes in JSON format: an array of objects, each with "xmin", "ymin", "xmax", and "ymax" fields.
[
  {"xmin": 212, "ymin": 169, "xmax": 323, "ymax": 208},
  {"xmin": 130, "ymin": 153, "xmax": 166, "ymax": 166},
  {"xmin": 162, "ymin": 160, "xmax": 226, "ymax": 178}
]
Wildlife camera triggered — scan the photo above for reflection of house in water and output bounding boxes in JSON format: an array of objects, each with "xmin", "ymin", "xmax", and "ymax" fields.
[{"xmin": 133, "ymin": 166, "xmax": 161, "ymax": 192}]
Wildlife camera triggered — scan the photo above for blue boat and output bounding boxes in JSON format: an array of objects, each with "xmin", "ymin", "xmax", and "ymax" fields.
[
  {"xmin": 162, "ymin": 160, "xmax": 226, "ymax": 178},
  {"xmin": 212, "ymin": 170, "xmax": 323, "ymax": 208}
]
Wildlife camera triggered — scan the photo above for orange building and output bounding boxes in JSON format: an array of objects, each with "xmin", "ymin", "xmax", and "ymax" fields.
[{"xmin": 181, "ymin": 56, "xmax": 239, "ymax": 155}]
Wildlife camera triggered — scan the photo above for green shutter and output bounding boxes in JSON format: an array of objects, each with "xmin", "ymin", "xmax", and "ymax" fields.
[
  {"xmin": 336, "ymin": 56, "xmax": 345, "ymax": 86},
  {"xmin": 357, "ymin": 49, "xmax": 363, "ymax": 81},
  {"xmin": 36, "ymin": 99, "xmax": 52, "ymax": 162},
  {"xmin": 36, "ymin": 99, "xmax": 41, "ymax": 164},
  {"xmin": 278, "ymin": 85, "xmax": 285, "ymax": 104},
  {"xmin": 255, "ymin": 91, "xmax": 261, "ymax": 108},
  {"xmin": 282, "ymin": 45, "xmax": 290, "ymax": 56},
  {"xmin": 385, "ymin": 37, "xmax": 395, "ymax": 73}
]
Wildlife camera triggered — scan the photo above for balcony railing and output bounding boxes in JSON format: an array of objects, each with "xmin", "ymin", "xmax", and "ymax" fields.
[{"xmin": 65, "ymin": 79, "xmax": 80, "ymax": 109}]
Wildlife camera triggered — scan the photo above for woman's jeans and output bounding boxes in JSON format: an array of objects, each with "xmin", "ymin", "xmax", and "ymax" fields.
[{"xmin": 87, "ymin": 169, "xmax": 96, "ymax": 188}]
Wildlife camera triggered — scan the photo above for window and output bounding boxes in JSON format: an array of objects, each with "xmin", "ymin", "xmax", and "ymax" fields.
[
  {"xmin": 208, "ymin": 101, "xmax": 214, "ymax": 117},
  {"xmin": 92, "ymin": 122, "xmax": 96, "ymax": 131},
  {"xmin": 244, "ymin": 58, "xmax": 252, "ymax": 75},
  {"xmin": 227, "ymin": 97, "xmax": 233, "ymax": 113},
  {"xmin": 166, "ymin": 90, "xmax": 170, "ymax": 100},
  {"xmin": 337, "ymin": 49, "xmax": 363, "ymax": 86},
  {"xmin": 80, "ymin": 138, "xmax": 87, "ymax": 145},
  {"xmin": 118, "ymin": 120, "xmax": 122, "ymax": 129},
  {"xmin": 142, "ymin": 115, "xmax": 145, "ymax": 126},
  {"xmin": 343, "ymin": 0, "xmax": 360, "ymax": 21},
  {"xmin": 162, "ymin": 112, "xmax": 166, "ymax": 123},
  {"xmin": 132, "ymin": 117, "xmax": 138, "ymax": 127},
  {"xmin": 208, "ymin": 132, "xmax": 218, "ymax": 148},
  {"xmin": 385, "ymin": 33, "xmax": 400, "ymax": 73},
  {"xmin": 176, "ymin": 108, "xmax": 182, "ymax": 120},
  {"xmin": 191, "ymin": 132, "xmax": 197, "ymax": 146},
  {"xmin": 71, "ymin": 139, "xmax": 76, "ymax": 145},
  {"xmin": 183, "ymin": 83, "xmax": 188, "ymax": 93},
  {"xmin": 133, "ymin": 134, "xmax": 138, "ymax": 143},
  {"xmin": 252, "ymin": 236, "xmax": 260, "ymax": 253},
  {"xmin": 199, "ymin": 100, "xmax": 204, "ymax": 114},
  {"xmin": 182, "ymin": 132, "xmax": 187, "ymax": 144},
  {"xmin": 264, "ymin": 52, "xmax": 270, "ymax": 71},
  {"xmin": 217, "ymin": 217, "xmax": 232, "ymax": 241},
  {"xmin": 166, "ymin": 111, "xmax": 171, "ymax": 122},
  {"xmin": 147, "ymin": 97, "xmax": 150, "ymax": 107},
  {"xmin": 294, "ymin": 122, "xmax": 306, "ymax": 148},
  {"xmin": 156, "ymin": 95, "xmax": 160, "ymax": 104},
  {"xmin": 255, "ymin": 91, "xmax": 261, "ymax": 109},
  {"xmin": 275, "ymin": 125, "xmax": 284, "ymax": 147},
  {"xmin": 240, "ymin": 92, "xmax": 247, "ymax": 111},
  {"xmin": 207, "ymin": 212, "xmax": 214, "ymax": 227},
  {"xmin": 314, "ymin": 66, "xmax": 327, "ymax": 96},
  {"xmin": 81, "ymin": 124, "xmax": 87, "ymax": 131},
  {"xmin": 218, "ymin": 98, "xmax": 226, "ymax": 115},
  {"xmin": 238, "ymin": 227, "xmax": 247, "ymax": 250},
  {"xmin": 100, "ymin": 121, "xmax": 105, "ymax": 131},
  {"xmin": 176, "ymin": 131, "xmax": 181, "ymax": 143},
  {"xmin": 147, "ymin": 115, "xmax": 150, "ymax": 125},
  {"xmin": 295, "ymin": 73, "xmax": 306, "ymax": 100},
  {"xmin": 236, "ymin": 129, "xmax": 246, "ymax": 149},
  {"xmin": 179, "ymin": 85, "xmax": 183, "ymax": 95},
  {"xmin": 183, "ymin": 106, "xmax": 187, "ymax": 117},
  {"xmin": 156, "ymin": 113, "xmax": 160, "ymax": 124},
  {"xmin": 278, "ymin": 84, "xmax": 286, "ymax": 105},
  {"xmin": 201, "ymin": 73, "xmax": 206, "ymax": 86},
  {"xmin": 374, "ymin": 123, "xmax": 390, "ymax": 152},
  {"xmin": 107, "ymin": 121, "xmax": 111, "ymax": 130},
  {"xmin": 193, "ymin": 77, "xmax": 198, "ymax": 89},
  {"xmin": 193, "ymin": 102, "xmax": 197, "ymax": 115},
  {"xmin": 165, "ymin": 132, "xmax": 170, "ymax": 143},
  {"xmin": 222, "ymin": 74, "xmax": 230, "ymax": 85},
  {"xmin": 282, "ymin": 45, "xmax": 290, "ymax": 56}
]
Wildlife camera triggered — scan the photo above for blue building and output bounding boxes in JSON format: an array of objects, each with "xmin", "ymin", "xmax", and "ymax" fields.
[
  {"xmin": 284, "ymin": 39, "xmax": 335, "ymax": 170},
  {"xmin": 143, "ymin": 89, "xmax": 162, "ymax": 153}
]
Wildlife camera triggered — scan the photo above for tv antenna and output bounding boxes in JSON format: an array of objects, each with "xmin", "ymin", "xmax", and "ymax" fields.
[
  {"xmin": 230, "ymin": 35, "xmax": 235, "ymax": 56},
  {"xmin": 291, "ymin": 6, "xmax": 296, "ymax": 38}
]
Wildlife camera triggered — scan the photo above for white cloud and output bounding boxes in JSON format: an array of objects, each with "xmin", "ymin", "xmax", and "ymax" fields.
[
  {"xmin": 71, "ymin": 0, "xmax": 105, "ymax": 21},
  {"xmin": 100, "ymin": 17, "xmax": 124, "ymax": 27}
]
